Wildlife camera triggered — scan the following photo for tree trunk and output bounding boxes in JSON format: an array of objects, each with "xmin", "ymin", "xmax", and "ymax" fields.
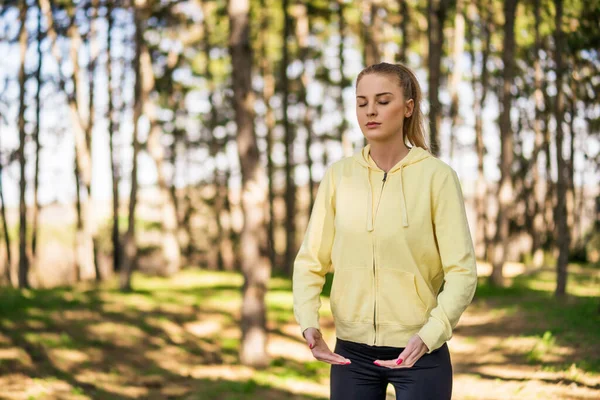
[
  {"xmin": 295, "ymin": 2, "xmax": 315, "ymax": 211},
  {"xmin": 69, "ymin": 24, "xmax": 97, "ymax": 282},
  {"xmin": 553, "ymin": 0, "xmax": 569, "ymax": 297},
  {"xmin": 88, "ymin": 0, "xmax": 101, "ymax": 281},
  {"xmin": 120, "ymin": 3, "xmax": 144, "ymax": 291},
  {"xmin": 448, "ymin": 0, "xmax": 465, "ymax": 162},
  {"xmin": 282, "ymin": 0, "xmax": 296, "ymax": 276},
  {"xmin": 0, "ymin": 118, "xmax": 12, "ymax": 286},
  {"xmin": 229, "ymin": 0, "xmax": 271, "ymax": 368},
  {"xmin": 52, "ymin": 1, "xmax": 95, "ymax": 281},
  {"xmin": 489, "ymin": 0, "xmax": 518, "ymax": 287},
  {"xmin": 396, "ymin": 0, "xmax": 410, "ymax": 63},
  {"xmin": 467, "ymin": 0, "xmax": 491, "ymax": 261},
  {"xmin": 18, "ymin": 2, "xmax": 30, "ymax": 289},
  {"xmin": 259, "ymin": 0, "xmax": 277, "ymax": 271},
  {"xmin": 427, "ymin": 0, "xmax": 449, "ymax": 156},
  {"xmin": 106, "ymin": 0, "xmax": 120, "ymax": 273},
  {"xmin": 32, "ymin": 0, "xmax": 44, "ymax": 260},
  {"xmin": 74, "ymin": 150, "xmax": 83, "ymax": 282},
  {"xmin": 542, "ymin": 82, "xmax": 555, "ymax": 251},
  {"xmin": 141, "ymin": 94, "xmax": 181, "ymax": 276},
  {"xmin": 362, "ymin": 0, "xmax": 381, "ymax": 66},
  {"xmin": 530, "ymin": 0, "xmax": 546, "ymax": 267},
  {"xmin": 201, "ymin": 1, "xmax": 231, "ymax": 271},
  {"xmin": 337, "ymin": 1, "xmax": 351, "ymax": 156},
  {"xmin": 568, "ymin": 74, "xmax": 577, "ymax": 247},
  {"xmin": 140, "ymin": 47, "xmax": 182, "ymax": 277},
  {"xmin": 41, "ymin": 0, "xmax": 97, "ymax": 281}
]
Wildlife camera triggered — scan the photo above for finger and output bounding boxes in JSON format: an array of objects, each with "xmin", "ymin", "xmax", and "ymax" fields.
[
  {"xmin": 395, "ymin": 347, "xmax": 413, "ymax": 366},
  {"xmin": 304, "ymin": 330, "xmax": 321, "ymax": 350},
  {"xmin": 373, "ymin": 359, "xmax": 400, "ymax": 369},
  {"xmin": 316, "ymin": 353, "xmax": 350, "ymax": 365},
  {"xmin": 331, "ymin": 351, "xmax": 352, "ymax": 364},
  {"xmin": 395, "ymin": 346, "xmax": 419, "ymax": 368},
  {"xmin": 315, "ymin": 350, "xmax": 351, "ymax": 365},
  {"xmin": 396, "ymin": 348, "xmax": 425, "ymax": 368},
  {"xmin": 404, "ymin": 348, "xmax": 427, "ymax": 367}
]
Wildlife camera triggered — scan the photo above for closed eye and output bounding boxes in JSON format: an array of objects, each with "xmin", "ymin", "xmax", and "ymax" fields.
[{"xmin": 357, "ymin": 101, "xmax": 389, "ymax": 107}]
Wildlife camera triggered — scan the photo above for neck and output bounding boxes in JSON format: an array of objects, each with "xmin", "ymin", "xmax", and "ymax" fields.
[{"xmin": 368, "ymin": 137, "xmax": 410, "ymax": 172}]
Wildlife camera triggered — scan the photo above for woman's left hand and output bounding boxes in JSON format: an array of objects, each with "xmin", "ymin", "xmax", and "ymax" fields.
[{"xmin": 373, "ymin": 334, "xmax": 429, "ymax": 368}]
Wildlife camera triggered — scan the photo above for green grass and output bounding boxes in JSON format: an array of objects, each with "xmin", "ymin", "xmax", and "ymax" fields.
[
  {"xmin": 474, "ymin": 265, "xmax": 600, "ymax": 374},
  {"xmin": 0, "ymin": 264, "xmax": 597, "ymax": 398}
]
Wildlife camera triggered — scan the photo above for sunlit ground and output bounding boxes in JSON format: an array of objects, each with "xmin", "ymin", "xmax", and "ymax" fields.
[{"xmin": 0, "ymin": 263, "xmax": 598, "ymax": 399}]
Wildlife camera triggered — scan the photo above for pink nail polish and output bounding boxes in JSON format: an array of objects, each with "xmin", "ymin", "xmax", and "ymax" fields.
[
  {"xmin": 373, "ymin": 361, "xmax": 380, "ymax": 366},
  {"xmin": 396, "ymin": 358, "xmax": 403, "ymax": 365}
]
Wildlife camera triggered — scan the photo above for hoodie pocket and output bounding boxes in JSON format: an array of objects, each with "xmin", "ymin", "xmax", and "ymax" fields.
[
  {"xmin": 378, "ymin": 269, "xmax": 427, "ymax": 326},
  {"xmin": 330, "ymin": 268, "xmax": 373, "ymax": 323}
]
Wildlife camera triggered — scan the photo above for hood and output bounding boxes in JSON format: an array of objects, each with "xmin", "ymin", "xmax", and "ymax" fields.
[{"xmin": 353, "ymin": 144, "xmax": 432, "ymax": 231}]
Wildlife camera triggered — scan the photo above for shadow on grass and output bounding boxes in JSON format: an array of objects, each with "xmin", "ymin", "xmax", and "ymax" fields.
[
  {"xmin": 463, "ymin": 273, "xmax": 600, "ymax": 376},
  {"xmin": 0, "ymin": 280, "xmax": 329, "ymax": 399},
  {"xmin": 0, "ymin": 267, "xmax": 598, "ymax": 398},
  {"xmin": 182, "ymin": 377, "xmax": 327, "ymax": 400}
]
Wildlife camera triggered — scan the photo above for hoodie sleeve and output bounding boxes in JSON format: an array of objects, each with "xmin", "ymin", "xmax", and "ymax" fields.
[
  {"xmin": 417, "ymin": 168, "xmax": 478, "ymax": 353},
  {"xmin": 293, "ymin": 165, "xmax": 336, "ymax": 335}
]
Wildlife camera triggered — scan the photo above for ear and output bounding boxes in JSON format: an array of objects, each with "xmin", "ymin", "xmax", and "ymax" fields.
[{"xmin": 405, "ymin": 99, "xmax": 414, "ymax": 118}]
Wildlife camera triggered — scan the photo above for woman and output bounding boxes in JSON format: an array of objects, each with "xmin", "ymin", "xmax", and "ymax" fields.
[{"xmin": 292, "ymin": 62, "xmax": 478, "ymax": 400}]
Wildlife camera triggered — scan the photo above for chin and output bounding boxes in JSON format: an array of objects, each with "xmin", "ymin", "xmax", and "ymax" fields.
[{"xmin": 364, "ymin": 132, "xmax": 395, "ymax": 143}]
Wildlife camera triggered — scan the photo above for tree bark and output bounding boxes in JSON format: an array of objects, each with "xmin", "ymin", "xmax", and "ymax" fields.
[
  {"xmin": 0, "ymin": 150, "xmax": 10, "ymax": 285},
  {"xmin": 448, "ymin": 0, "xmax": 465, "ymax": 162},
  {"xmin": 362, "ymin": 0, "xmax": 381, "ymax": 66},
  {"xmin": 106, "ymin": 0, "xmax": 120, "ymax": 273},
  {"xmin": 427, "ymin": 0, "xmax": 449, "ymax": 156},
  {"xmin": 201, "ymin": 0, "xmax": 228, "ymax": 271},
  {"xmin": 259, "ymin": 0, "xmax": 277, "ymax": 271},
  {"xmin": 295, "ymin": 2, "xmax": 315, "ymax": 211},
  {"xmin": 553, "ymin": 0, "xmax": 569, "ymax": 297},
  {"xmin": 530, "ymin": 0, "xmax": 546, "ymax": 267},
  {"xmin": 32, "ymin": 0, "xmax": 44, "ymax": 260},
  {"xmin": 489, "ymin": 0, "xmax": 518, "ymax": 287},
  {"xmin": 120, "ymin": 3, "xmax": 144, "ymax": 291},
  {"xmin": 542, "ymin": 80, "xmax": 555, "ymax": 250},
  {"xmin": 17, "ymin": 1, "xmax": 30, "ymax": 289},
  {"xmin": 568, "ymin": 73, "xmax": 577, "ymax": 247},
  {"xmin": 142, "ymin": 47, "xmax": 182, "ymax": 276},
  {"xmin": 282, "ymin": 0, "xmax": 296, "ymax": 276},
  {"xmin": 229, "ymin": 0, "xmax": 271, "ymax": 368},
  {"xmin": 41, "ymin": 0, "xmax": 97, "ymax": 281},
  {"xmin": 88, "ymin": 0, "xmax": 101, "ymax": 281},
  {"xmin": 397, "ymin": 0, "xmax": 410, "ymax": 63},
  {"xmin": 467, "ymin": 0, "xmax": 491, "ymax": 261},
  {"xmin": 337, "ymin": 0, "xmax": 351, "ymax": 156}
]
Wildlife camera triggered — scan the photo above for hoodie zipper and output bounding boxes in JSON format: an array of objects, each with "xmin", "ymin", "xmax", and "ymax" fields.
[{"xmin": 373, "ymin": 171, "xmax": 388, "ymax": 345}]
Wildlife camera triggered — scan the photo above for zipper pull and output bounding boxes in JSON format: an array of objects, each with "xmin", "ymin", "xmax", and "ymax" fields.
[{"xmin": 382, "ymin": 172, "xmax": 387, "ymax": 182}]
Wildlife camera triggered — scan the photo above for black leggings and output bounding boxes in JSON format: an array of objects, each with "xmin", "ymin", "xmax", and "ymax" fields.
[{"xmin": 330, "ymin": 338, "xmax": 452, "ymax": 400}]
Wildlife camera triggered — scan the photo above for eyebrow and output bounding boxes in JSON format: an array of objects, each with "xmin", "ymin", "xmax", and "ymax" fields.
[{"xmin": 356, "ymin": 92, "xmax": 394, "ymax": 99}]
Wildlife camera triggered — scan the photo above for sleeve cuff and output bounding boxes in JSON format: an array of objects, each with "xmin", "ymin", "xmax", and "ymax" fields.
[
  {"xmin": 417, "ymin": 319, "xmax": 449, "ymax": 354},
  {"xmin": 296, "ymin": 310, "xmax": 320, "ymax": 337}
]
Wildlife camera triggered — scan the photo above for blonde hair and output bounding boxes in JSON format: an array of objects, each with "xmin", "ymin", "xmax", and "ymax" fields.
[{"xmin": 356, "ymin": 62, "xmax": 429, "ymax": 151}]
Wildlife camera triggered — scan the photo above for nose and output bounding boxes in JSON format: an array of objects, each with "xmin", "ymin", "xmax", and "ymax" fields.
[{"xmin": 366, "ymin": 102, "xmax": 377, "ymax": 117}]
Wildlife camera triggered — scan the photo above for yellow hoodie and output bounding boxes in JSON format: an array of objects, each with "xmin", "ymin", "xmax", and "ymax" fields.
[{"xmin": 293, "ymin": 144, "xmax": 477, "ymax": 353}]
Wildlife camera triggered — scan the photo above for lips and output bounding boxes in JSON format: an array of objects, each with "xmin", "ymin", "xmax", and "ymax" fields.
[{"xmin": 366, "ymin": 122, "xmax": 381, "ymax": 128}]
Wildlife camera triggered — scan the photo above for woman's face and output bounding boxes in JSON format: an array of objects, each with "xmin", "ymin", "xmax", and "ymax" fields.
[{"xmin": 356, "ymin": 73, "xmax": 414, "ymax": 144}]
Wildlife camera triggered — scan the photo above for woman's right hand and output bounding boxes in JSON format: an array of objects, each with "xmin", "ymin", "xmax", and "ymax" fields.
[{"xmin": 303, "ymin": 328, "xmax": 351, "ymax": 365}]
